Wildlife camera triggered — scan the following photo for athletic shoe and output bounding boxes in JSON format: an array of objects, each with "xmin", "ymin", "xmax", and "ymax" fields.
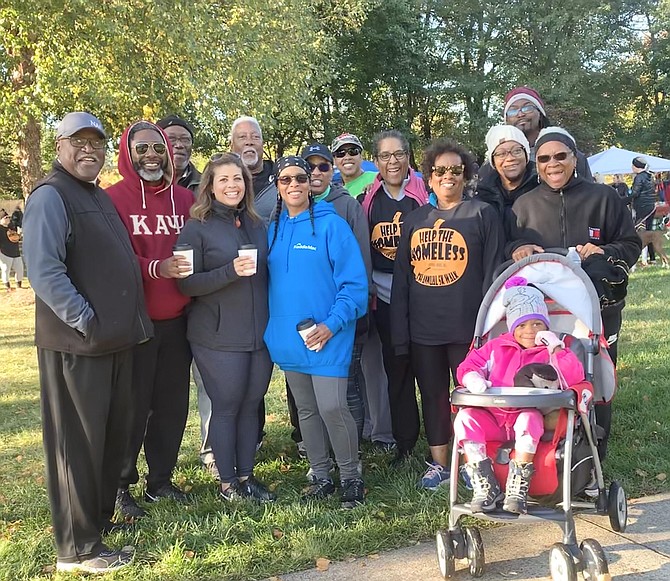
[
  {"xmin": 240, "ymin": 475, "xmax": 276, "ymax": 502},
  {"xmin": 115, "ymin": 488, "xmax": 147, "ymax": 519},
  {"xmin": 582, "ymin": 472, "xmax": 599, "ymax": 498},
  {"xmin": 301, "ymin": 478, "xmax": 336, "ymax": 501},
  {"xmin": 100, "ymin": 520, "xmax": 133, "ymax": 535},
  {"xmin": 56, "ymin": 547, "xmax": 134, "ymax": 574},
  {"xmin": 219, "ymin": 481, "xmax": 245, "ymax": 502},
  {"xmin": 389, "ymin": 448, "xmax": 413, "ymax": 468},
  {"xmin": 371, "ymin": 441, "xmax": 397, "ymax": 454},
  {"xmin": 340, "ymin": 478, "xmax": 365, "ymax": 509},
  {"xmin": 419, "ymin": 461, "xmax": 451, "ymax": 491},
  {"xmin": 296, "ymin": 440, "xmax": 308, "ymax": 459},
  {"xmin": 459, "ymin": 464, "xmax": 473, "ymax": 491},
  {"xmin": 144, "ymin": 482, "xmax": 189, "ymax": 503}
]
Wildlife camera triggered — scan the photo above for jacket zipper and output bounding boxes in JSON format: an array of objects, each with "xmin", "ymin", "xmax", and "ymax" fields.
[{"xmin": 559, "ymin": 189, "xmax": 567, "ymax": 247}]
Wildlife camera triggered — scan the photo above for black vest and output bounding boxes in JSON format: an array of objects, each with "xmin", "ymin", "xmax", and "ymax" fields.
[{"xmin": 32, "ymin": 164, "xmax": 153, "ymax": 355}]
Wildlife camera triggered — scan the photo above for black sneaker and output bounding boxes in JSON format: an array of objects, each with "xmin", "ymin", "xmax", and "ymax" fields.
[
  {"xmin": 144, "ymin": 482, "xmax": 189, "ymax": 503},
  {"xmin": 219, "ymin": 481, "xmax": 246, "ymax": 502},
  {"xmin": 56, "ymin": 546, "xmax": 134, "ymax": 573},
  {"xmin": 301, "ymin": 478, "xmax": 336, "ymax": 500},
  {"xmin": 115, "ymin": 488, "xmax": 147, "ymax": 519},
  {"xmin": 340, "ymin": 478, "xmax": 365, "ymax": 509},
  {"xmin": 372, "ymin": 441, "xmax": 397, "ymax": 454},
  {"xmin": 389, "ymin": 448, "xmax": 413, "ymax": 468},
  {"xmin": 240, "ymin": 474, "xmax": 276, "ymax": 502},
  {"xmin": 100, "ymin": 520, "xmax": 133, "ymax": 535}
]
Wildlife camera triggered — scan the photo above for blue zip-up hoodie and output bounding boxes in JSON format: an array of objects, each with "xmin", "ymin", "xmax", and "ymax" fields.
[{"xmin": 264, "ymin": 202, "xmax": 368, "ymax": 377}]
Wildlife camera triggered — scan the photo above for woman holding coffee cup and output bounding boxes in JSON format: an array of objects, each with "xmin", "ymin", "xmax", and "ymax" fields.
[
  {"xmin": 264, "ymin": 156, "xmax": 368, "ymax": 509},
  {"xmin": 176, "ymin": 152, "xmax": 274, "ymax": 502}
]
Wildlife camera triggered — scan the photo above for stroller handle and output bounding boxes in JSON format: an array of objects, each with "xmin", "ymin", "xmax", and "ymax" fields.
[
  {"xmin": 451, "ymin": 386, "xmax": 576, "ymax": 410},
  {"xmin": 493, "ymin": 247, "xmax": 570, "ymax": 280}
]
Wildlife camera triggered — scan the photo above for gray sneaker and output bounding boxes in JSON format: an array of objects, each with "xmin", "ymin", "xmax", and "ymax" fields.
[{"xmin": 56, "ymin": 547, "xmax": 134, "ymax": 574}]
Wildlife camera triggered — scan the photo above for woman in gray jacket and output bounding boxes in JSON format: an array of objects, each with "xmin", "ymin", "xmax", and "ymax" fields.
[{"xmin": 177, "ymin": 153, "xmax": 274, "ymax": 502}]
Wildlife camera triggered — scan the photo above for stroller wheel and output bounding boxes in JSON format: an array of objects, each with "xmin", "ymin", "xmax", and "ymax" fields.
[
  {"xmin": 580, "ymin": 539, "xmax": 611, "ymax": 581},
  {"xmin": 549, "ymin": 543, "xmax": 577, "ymax": 581},
  {"xmin": 463, "ymin": 526, "xmax": 485, "ymax": 577},
  {"xmin": 607, "ymin": 481, "xmax": 627, "ymax": 532},
  {"xmin": 436, "ymin": 529, "xmax": 455, "ymax": 578}
]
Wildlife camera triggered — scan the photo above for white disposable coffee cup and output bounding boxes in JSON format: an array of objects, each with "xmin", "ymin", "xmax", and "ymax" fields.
[
  {"xmin": 173, "ymin": 244, "xmax": 194, "ymax": 276},
  {"xmin": 296, "ymin": 318, "xmax": 321, "ymax": 351},
  {"xmin": 238, "ymin": 244, "xmax": 258, "ymax": 275}
]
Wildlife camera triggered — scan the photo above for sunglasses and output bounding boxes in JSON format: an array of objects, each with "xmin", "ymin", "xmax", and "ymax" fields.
[
  {"xmin": 209, "ymin": 152, "xmax": 241, "ymax": 162},
  {"xmin": 61, "ymin": 136, "xmax": 106, "ymax": 150},
  {"xmin": 333, "ymin": 147, "xmax": 362, "ymax": 158},
  {"xmin": 432, "ymin": 164, "xmax": 465, "ymax": 177},
  {"xmin": 133, "ymin": 142, "xmax": 167, "ymax": 155},
  {"xmin": 308, "ymin": 162, "xmax": 332, "ymax": 172},
  {"xmin": 505, "ymin": 104, "xmax": 537, "ymax": 118},
  {"xmin": 536, "ymin": 151, "xmax": 572, "ymax": 164},
  {"xmin": 277, "ymin": 174, "xmax": 310, "ymax": 185},
  {"xmin": 377, "ymin": 150, "xmax": 408, "ymax": 162}
]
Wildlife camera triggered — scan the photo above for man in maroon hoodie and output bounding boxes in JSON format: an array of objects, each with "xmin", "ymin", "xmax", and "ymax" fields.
[{"xmin": 107, "ymin": 121, "xmax": 194, "ymax": 518}]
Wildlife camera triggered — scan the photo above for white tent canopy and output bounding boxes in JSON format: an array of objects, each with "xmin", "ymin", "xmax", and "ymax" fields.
[{"xmin": 588, "ymin": 146, "xmax": 670, "ymax": 175}]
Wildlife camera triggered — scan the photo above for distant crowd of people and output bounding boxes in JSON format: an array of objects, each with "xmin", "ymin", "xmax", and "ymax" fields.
[{"xmin": 23, "ymin": 86, "xmax": 643, "ymax": 573}]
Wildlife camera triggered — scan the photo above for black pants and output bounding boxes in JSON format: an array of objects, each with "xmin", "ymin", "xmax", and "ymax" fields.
[
  {"xmin": 411, "ymin": 342, "xmax": 470, "ymax": 447},
  {"xmin": 596, "ymin": 306, "xmax": 622, "ymax": 460},
  {"xmin": 644, "ymin": 213, "xmax": 656, "ymax": 262},
  {"xmin": 119, "ymin": 316, "xmax": 191, "ymax": 490},
  {"xmin": 192, "ymin": 345, "xmax": 273, "ymax": 483},
  {"xmin": 38, "ymin": 347, "xmax": 133, "ymax": 562},
  {"xmin": 374, "ymin": 299, "xmax": 419, "ymax": 453}
]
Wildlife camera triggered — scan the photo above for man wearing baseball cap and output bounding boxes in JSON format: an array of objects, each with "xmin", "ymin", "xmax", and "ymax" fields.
[
  {"xmin": 331, "ymin": 133, "xmax": 377, "ymax": 197},
  {"xmin": 502, "ymin": 86, "xmax": 592, "ymax": 180},
  {"xmin": 157, "ymin": 115, "xmax": 201, "ymax": 194},
  {"xmin": 23, "ymin": 112, "xmax": 153, "ymax": 573},
  {"xmin": 476, "ymin": 125, "xmax": 537, "ymax": 236}
]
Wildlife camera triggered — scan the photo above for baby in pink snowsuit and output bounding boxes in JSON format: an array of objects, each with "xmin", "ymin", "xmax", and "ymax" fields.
[{"xmin": 453, "ymin": 277, "xmax": 585, "ymax": 514}]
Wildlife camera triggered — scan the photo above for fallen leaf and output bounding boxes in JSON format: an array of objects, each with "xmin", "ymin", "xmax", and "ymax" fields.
[
  {"xmin": 184, "ymin": 550, "xmax": 195, "ymax": 559},
  {"xmin": 280, "ymin": 464, "xmax": 291, "ymax": 473},
  {"xmin": 183, "ymin": 485, "xmax": 193, "ymax": 493},
  {"xmin": 316, "ymin": 557, "xmax": 330, "ymax": 571},
  {"xmin": 15, "ymin": 455, "xmax": 23, "ymax": 462},
  {"xmin": 272, "ymin": 528, "xmax": 284, "ymax": 539},
  {"xmin": 42, "ymin": 565, "xmax": 55, "ymax": 574},
  {"xmin": 368, "ymin": 553, "xmax": 380, "ymax": 560},
  {"xmin": 656, "ymin": 473, "xmax": 667, "ymax": 481},
  {"xmin": 636, "ymin": 469, "xmax": 648, "ymax": 478},
  {"xmin": 269, "ymin": 577, "xmax": 282, "ymax": 581}
]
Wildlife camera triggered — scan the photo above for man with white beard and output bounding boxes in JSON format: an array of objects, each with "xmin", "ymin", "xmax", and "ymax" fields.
[{"xmin": 229, "ymin": 116, "xmax": 277, "ymax": 223}]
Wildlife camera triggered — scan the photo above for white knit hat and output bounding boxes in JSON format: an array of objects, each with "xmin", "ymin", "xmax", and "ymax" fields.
[
  {"xmin": 503, "ymin": 276, "xmax": 549, "ymax": 333},
  {"xmin": 485, "ymin": 125, "xmax": 530, "ymax": 164}
]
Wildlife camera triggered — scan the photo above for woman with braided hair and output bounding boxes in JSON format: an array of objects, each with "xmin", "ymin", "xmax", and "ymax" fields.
[{"xmin": 264, "ymin": 156, "xmax": 369, "ymax": 509}]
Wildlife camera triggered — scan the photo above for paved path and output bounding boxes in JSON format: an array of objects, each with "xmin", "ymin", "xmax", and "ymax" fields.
[{"xmin": 273, "ymin": 492, "xmax": 670, "ymax": 580}]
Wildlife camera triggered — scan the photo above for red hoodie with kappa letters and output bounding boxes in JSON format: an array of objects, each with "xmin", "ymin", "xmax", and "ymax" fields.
[{"xmin": 107, "ymin": 121, "xmax": 193, "ymax": 320}]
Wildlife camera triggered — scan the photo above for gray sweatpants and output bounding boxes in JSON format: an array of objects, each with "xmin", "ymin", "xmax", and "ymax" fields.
[{"xmin": 285, "ymin": 371, "xmax": 359, "ymax": 480}]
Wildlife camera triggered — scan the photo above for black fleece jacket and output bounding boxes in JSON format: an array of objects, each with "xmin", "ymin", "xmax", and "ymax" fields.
[{"xmin": 505, "ymin": 176, "xmax": 641, "ymax": 267}]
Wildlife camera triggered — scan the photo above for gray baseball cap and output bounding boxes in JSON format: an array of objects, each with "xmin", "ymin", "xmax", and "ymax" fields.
[{"xmin": 56, "ymin": 112, "xmax": 106, "ymax": 139}]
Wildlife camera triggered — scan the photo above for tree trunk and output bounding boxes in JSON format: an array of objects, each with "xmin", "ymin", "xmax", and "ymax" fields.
[{"xmin": 17, "ymin": 114, "xmax": 43, "ymax": 198}]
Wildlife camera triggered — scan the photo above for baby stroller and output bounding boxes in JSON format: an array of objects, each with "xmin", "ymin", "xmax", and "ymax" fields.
[{"xmin": 435, "ymin": 252, "xmax": 628, "ymax": 581}]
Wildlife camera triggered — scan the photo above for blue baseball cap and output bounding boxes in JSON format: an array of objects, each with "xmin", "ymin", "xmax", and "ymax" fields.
[{"xmin": 301, "ymin": 143, "xmax": 333, "ymax": 164}]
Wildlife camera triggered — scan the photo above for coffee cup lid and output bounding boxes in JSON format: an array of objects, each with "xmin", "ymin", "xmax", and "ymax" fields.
[
  {"xmin": 173, "ymin": 244, "xmax": 192, "ymax": 251},
  {"xmin": 239, "ymin": 244, "xmax": 257, "ymax": 250},
  {"xmin": 296, "ymin": 318, "xmax": 316, "ymax": 331}
]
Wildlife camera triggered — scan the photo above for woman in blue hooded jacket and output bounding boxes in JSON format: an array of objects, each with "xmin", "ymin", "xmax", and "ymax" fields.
[{"xmin": 264, "ymin": 156, "xmax": 368, "ymax": 509}]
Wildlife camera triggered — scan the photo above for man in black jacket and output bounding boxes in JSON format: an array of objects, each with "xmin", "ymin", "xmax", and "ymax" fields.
[
  {"xmin": 23, "ymin": 112, "xmax": 153, "ymax": 574},
  {"xmin": 157, "ymin": 115, "xmax": 201, "ymax": 194},
  {"xmin": 476, "ymin": 125, "xmax": 537, "ymax": 240},
  {"xmin": 631, "ymin": 156, "xmax": 657, "ymax": 263}
]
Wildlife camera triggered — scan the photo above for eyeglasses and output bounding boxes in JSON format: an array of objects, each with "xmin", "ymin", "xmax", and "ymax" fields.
[
  {"xmin": 277, "ymin": 174, "xmax": 309, "ymax": 185},
  {"xmin": 492, "ymin": 147, "xmax": 526, "ymax": 160},
  {"xmin": 506, "ymin": 104, "xmax": 538, "ymax": 118},
  {"xmin": 133, "ymin": 142, "xmax": 167, "ymax": 155},
  {"xmin": 432, "ymin": 164, "xmax": 465, "ymax": 177},
  {"xmin": 333, "ymin": 147, "xmax": 362, "ymax": 158},
  {"xmin": 308, "ymin": 162, "xmax": 332, "ymax": 172},
  {"xmin": 60, "ymin": 136, "xmax": 106, "ymax": 150},
  {"xmin": 169, "ymin": 136, "xmax": 192, "ymax": 146},
  {"xmin": 536, "ymin": 151, "xmax": 572, "ymax": 164},
  {"xmin": 377, "ymin": 150, "xmax": 407, "ymax": 162}
]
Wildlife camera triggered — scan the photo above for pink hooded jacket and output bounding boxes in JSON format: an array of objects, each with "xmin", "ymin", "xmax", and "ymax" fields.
[
  {"xmin": 360, "ymin": 167, "xmax": 428, "ymax": 219},
  {"xmin": 457, "ymin": 332, "xmax": 585, "ymax": 389}
]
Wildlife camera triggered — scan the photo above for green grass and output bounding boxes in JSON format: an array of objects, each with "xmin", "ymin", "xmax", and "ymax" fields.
[{"xmin": 1, "ymin": 261, "xmax": 669, "ymax": 580}]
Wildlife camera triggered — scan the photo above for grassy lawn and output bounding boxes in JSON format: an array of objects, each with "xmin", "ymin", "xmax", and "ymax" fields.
[{"xmin": 1, "ymin": 262, "xmax": 669, "ymax": 580}]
